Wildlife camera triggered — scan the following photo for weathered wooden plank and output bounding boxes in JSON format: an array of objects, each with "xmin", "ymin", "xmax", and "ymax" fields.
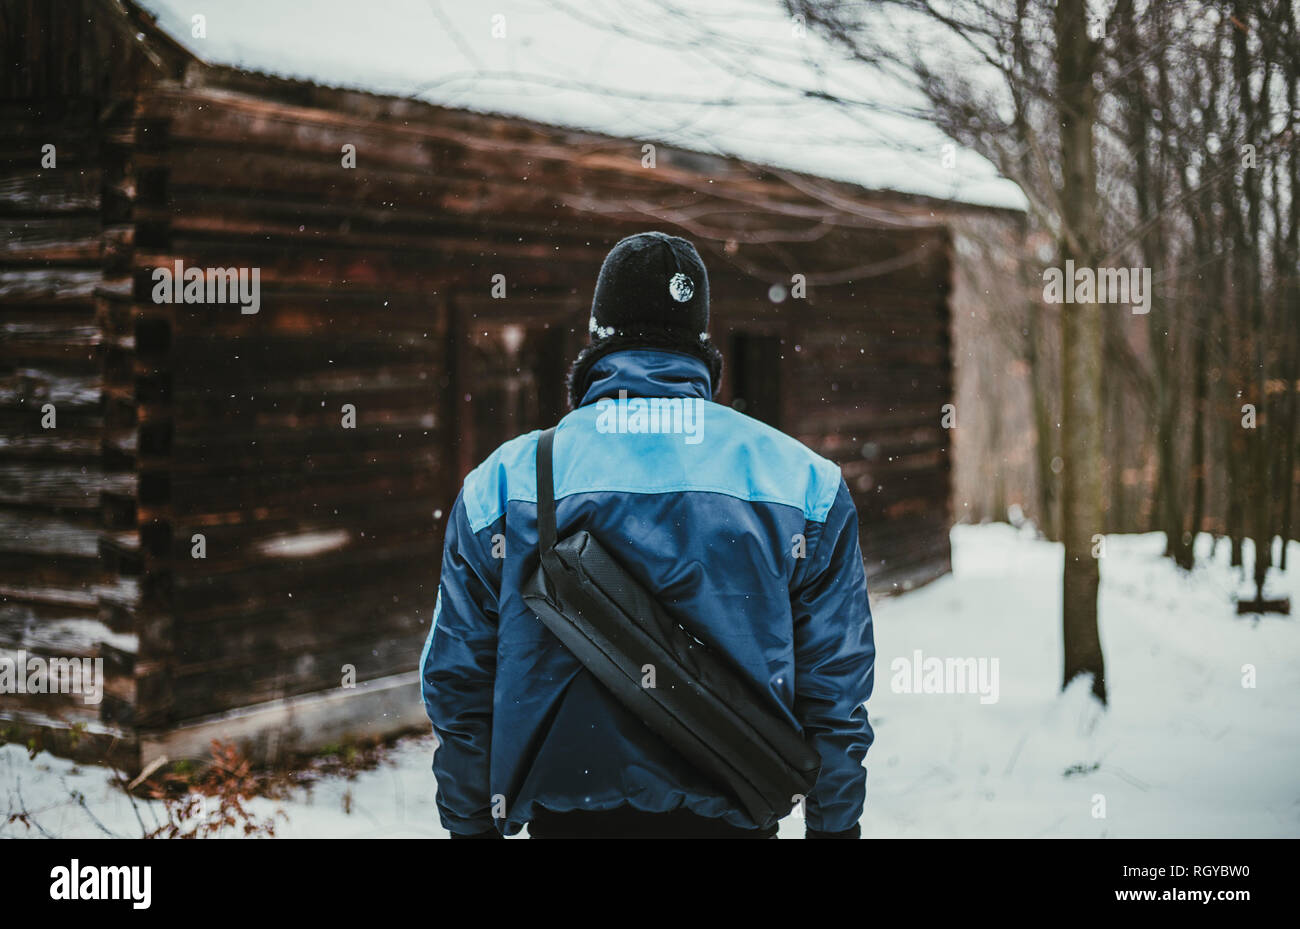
[
  {"xmin": 0, "ymin": 462, "xmax": 133, "ymax": 510},
  {"xmin": 171, "ymin": 585, "xmax": 428, "ymax": 666},
  {"xmin": 0, "ymin": 216, "xmax": 102, "ymax": 261},
  {"xmin": 0, "ymin": 430, "xmax": 103, "ymax": 460},
  {"xmin": 139, "ymin": 669, "xmax": 426, "ymax": 768},
  {"xmin": 0, "ymin": 322, "xmax": 100, "ymax": 364},
  {"xmin": 0, "ymin": 366, "xmax": 101, "ymax": 409},
  {"xmin": 172, "ymin": 545, "xmax": 439, "ymax": 620},
  {"xmin": 0, "ymin": 510, "xmax": 101, "ymax": 557},
  {"xmin": 0, "ymin": 603, "xmax": 138, "ymax": 656},
  {"xmin": 0, "ymin": 169, "xmax": 102, "ymax": 215},
  {"xmin": 0, "ymin": 569, "xmax": 139, "ymax": 612},
  {"xmin": 165, "ymin": 499, "xmax": 440, "ymax": 563},
  {"xmin": 167, "ymin": 627, "xmax": 424, "ymax": 720},
  {"xmin": 150, "ymin": 293, "xmax": 448, "ymax": 337},
  {"xmin": 0, "ymin": 267, "xmax": 102, "ymax": 303}
]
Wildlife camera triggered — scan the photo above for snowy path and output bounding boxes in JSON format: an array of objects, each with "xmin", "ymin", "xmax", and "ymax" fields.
[{"xmin": 3, "ymin": 525, "xmax": 1297, "ymax": 838}]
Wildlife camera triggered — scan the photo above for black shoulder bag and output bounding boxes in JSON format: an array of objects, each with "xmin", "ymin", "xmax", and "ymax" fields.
[{"xmin": 521, "ymin": 426, "xmax": 821, "ymax": 827}]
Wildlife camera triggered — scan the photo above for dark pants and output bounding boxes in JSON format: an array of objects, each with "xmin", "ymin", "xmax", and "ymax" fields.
[{"xmin": 529, "ymin": 806, "xmax": 777, "ymax": 839}]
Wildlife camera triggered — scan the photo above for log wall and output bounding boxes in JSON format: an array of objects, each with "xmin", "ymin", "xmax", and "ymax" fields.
[{"xmin": 2, "ymin": 0, "xmax": 953, "ymax": 767}]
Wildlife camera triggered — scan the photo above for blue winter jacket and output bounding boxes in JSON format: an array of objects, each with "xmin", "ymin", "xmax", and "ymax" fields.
[{"xmin": 421, "ymin": 348, "xmax": 875, "ymax": 836}]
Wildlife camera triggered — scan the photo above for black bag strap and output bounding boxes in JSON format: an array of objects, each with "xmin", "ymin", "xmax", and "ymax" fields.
[
  {"xmin": 536, "ymin": 427, "xmax": 558, "ymax": 550},
  {"xmin": 535, "ymin": 427, "xmax": 565, "ymax": 597}
]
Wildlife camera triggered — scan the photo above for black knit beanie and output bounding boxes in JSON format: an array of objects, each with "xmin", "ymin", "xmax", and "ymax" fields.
[{"xmin": 566, "ymin": 231, "xmax": 724, "ymax": 408}]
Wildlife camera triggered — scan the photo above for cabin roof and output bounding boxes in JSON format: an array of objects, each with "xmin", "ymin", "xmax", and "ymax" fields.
[{"xmin": 128, "ymin": 0, "xmax": 1027, "ymax": 214}]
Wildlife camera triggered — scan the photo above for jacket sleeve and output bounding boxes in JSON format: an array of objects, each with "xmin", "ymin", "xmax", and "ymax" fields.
[
  {"xmin": 790, "ymin": 477, "xmax": 876, "ymax": 835},
  {"xmin": 420, "ymin": 489, "xmax": 502, "ymax": 836}
]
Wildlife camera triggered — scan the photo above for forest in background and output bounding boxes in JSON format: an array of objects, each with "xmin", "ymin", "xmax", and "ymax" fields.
[{"xmin": 856, "ymin": 0, "xmax": 1300, "ymax": 579}]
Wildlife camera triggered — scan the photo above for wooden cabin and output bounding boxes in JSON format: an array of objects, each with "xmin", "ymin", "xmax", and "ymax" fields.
[{"xmin": 1, "ymin": 0, "xmax": 956, "ymax": 771}]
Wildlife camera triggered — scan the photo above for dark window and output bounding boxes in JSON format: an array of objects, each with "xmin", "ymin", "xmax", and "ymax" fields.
[
  {"xmin": 729, "ymin": 333, "xmax": 782, "ymax": 429},
  {"xmin": 466, "ymin": 322, "xmax": 571, "ymax": 467}
]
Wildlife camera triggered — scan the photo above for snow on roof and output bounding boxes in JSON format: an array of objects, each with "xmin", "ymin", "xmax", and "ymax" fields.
[{"xmin": 133, "ymin": 0, "xmax": 1027, "ymax": 211}]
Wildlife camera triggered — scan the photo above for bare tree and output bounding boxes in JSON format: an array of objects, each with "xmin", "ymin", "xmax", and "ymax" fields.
[{"xmin": 782, "ymin": 0, "xmax": 1110, "ymax": 697}]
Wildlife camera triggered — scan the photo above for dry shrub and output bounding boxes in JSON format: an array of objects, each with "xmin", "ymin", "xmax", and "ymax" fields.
[{"xmin": 143, "ymin": 740, "xmax": 286, "ymax": 839}]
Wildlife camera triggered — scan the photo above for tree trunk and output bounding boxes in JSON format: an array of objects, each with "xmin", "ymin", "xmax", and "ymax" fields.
[
  {"xmin": 1055, "ymin": 0, "xmax": 1106, "ymax": 702},
  {"xmin": 1187, "ymin": 194, "xmax": 1215, "ymax": 567},
  {"xmin": 1275, "ymin": 0, "xmax": 1298, "ymax": 570},
  {"xmin": 1231, "ymin": 0, "xmax": 1272, "ymax": 600},
  {"xmin": 1027, "ymin": 293, "xmax": 1057, "ymax": 539}
]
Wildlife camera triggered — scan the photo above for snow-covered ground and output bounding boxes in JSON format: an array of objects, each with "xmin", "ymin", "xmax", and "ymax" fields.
[
  {"xmin": 3, "ymin": 524, "xmax": 1297, "ymax": 838},
  {"xmin": 868, "ymin": 525, "xmax": 1299, "ymax": 838}
]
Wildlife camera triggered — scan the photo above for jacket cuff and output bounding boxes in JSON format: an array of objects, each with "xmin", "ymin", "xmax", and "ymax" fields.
[{"xmin": 806, "ymin": 823, "xmax": 861, "ymax": 840}]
